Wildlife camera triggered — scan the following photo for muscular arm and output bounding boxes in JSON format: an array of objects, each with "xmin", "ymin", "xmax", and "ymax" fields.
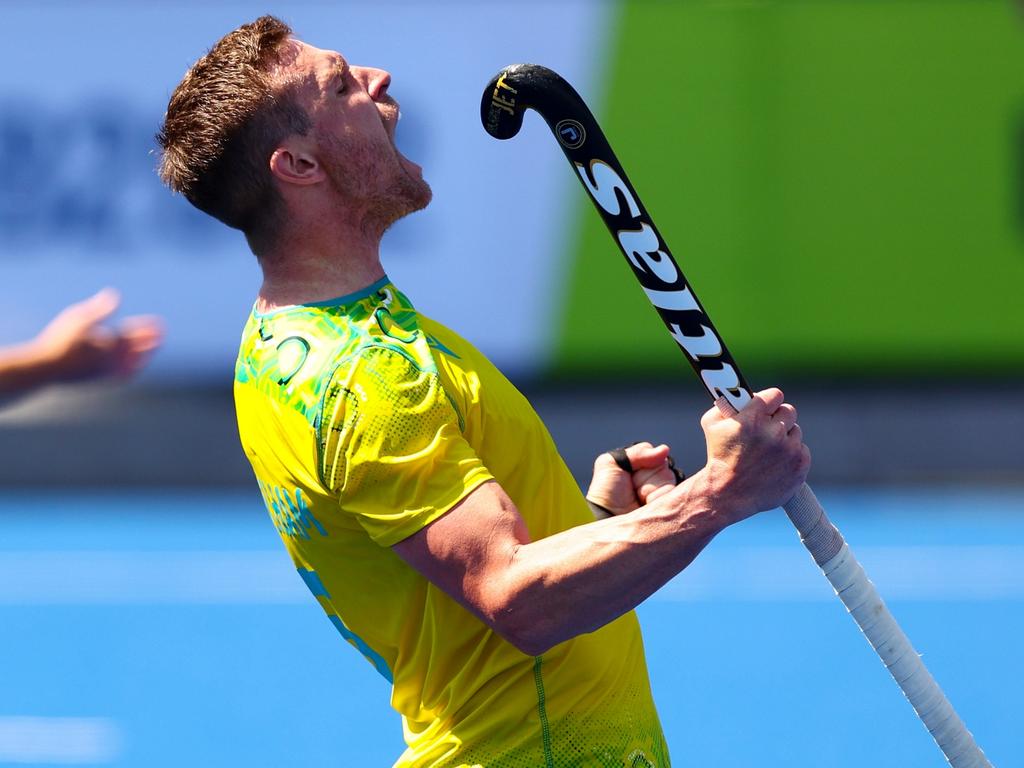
[
  {"xmin": 394, "ymin": 471, "xmax": 724, "ymax": 656},
  {"xmin": 393, "ymin": 388, "xmax": 810, "ymax": 656}
]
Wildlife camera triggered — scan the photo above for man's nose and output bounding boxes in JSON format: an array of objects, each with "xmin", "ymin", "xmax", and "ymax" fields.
[{"xmin": 355, "ymin": 67, "xmax": 392, "ymax": 101}]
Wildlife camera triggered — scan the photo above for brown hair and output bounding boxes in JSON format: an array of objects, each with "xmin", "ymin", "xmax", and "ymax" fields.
[{"xmin": 157, "ymin": 15, "xmax": 310, "ymax": 254}]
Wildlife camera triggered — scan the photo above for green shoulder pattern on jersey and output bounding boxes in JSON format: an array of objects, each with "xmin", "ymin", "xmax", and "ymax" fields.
[{"xmin": 234, "ymin": 278, "xmax": 436, "ymax": 431}]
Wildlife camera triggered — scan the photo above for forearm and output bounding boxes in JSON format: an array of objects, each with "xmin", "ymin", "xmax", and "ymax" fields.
[
  {"xmin": 399, "ymin": 389, "xmax": 809, "ymax": 657},
  {"xmin": 0, "ymin": 341, "xmax": 56, "ymax": 395},
  {"xmin": 492, "ymin": 468, "xmax": 728, "ymax": 655}
]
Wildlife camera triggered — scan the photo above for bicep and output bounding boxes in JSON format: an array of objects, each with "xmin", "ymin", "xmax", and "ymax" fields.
[{"xmin": 391, "ymin": 480, "xmax": 531, "ymax": 624}]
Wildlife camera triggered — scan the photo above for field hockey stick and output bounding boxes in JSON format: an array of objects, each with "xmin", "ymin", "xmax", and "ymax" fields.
[{"xmin": 480, "ymin": 63, "xmax": 992, "ymax": 768}]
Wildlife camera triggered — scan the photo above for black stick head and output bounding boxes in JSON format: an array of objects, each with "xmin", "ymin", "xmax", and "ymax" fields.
[
  {"xmin": 480, "ymin": 61, "xmax": 754, "ymax": 408},
  {"xmin": 480, "ymin": 63, "xmax": 585, "ymax": 140}
]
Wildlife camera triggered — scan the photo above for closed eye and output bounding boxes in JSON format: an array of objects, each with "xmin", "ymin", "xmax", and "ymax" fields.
[{"xmin": 334, "ymin": 68, "xmax": 348, "ymax": 95}]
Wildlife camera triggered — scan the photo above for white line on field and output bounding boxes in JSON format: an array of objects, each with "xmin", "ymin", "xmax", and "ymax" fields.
[
  {"xmin": 0, "ymin": 547, "xmax": 1021, "ymax": 605},
  {"xmin": 0, "ymin": 717, "xmax": 122, "ymax": 764},
  {"xmin": 658, "ymin": 545, "xmax": 1024, "ymax": 601}
]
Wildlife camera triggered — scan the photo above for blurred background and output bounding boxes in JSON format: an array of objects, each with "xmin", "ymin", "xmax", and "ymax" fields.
[{"xmin": 1, "ymin": 1, "xmax": 1021, "ymax": 766}]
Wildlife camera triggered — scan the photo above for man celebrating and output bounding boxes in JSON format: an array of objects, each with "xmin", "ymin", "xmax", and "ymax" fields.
[{"xmin": 158, "ymin": 16, "xmax": 809, "ymax": 767}]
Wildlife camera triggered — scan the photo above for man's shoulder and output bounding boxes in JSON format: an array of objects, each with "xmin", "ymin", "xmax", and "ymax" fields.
[{"xmin": 232, "ymin": 297, "xmax": 386, "ymax": 426}]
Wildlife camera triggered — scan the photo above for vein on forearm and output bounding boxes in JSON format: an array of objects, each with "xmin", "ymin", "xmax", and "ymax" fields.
[{"xmin": 500, "ymin": 474, "xmax": 724, "ymax": 648}]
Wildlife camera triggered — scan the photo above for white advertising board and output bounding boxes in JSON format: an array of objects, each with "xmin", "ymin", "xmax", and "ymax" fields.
[{"xmin": 0, "ymin": 2, "xmax": 611, "ymax": 381}]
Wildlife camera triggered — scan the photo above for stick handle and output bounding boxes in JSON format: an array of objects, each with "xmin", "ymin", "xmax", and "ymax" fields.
[
  {"xmin": 791, "ymin": 488, "xmax": 991, "ymax": 767},
  {"xmin": 717, "ymin": 399, "xmax": 992, "ymax": 767}
]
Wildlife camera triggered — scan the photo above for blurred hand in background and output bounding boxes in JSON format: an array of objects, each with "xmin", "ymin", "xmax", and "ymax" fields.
[{"xmin": 0, "ymin": 288, "xmax": 163, "ymax": 397}]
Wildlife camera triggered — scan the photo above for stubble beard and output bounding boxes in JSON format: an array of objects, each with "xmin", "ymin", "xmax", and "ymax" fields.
[{"xmin": 318, "ymin": 129, "xmax": 432, "ymax": 236}]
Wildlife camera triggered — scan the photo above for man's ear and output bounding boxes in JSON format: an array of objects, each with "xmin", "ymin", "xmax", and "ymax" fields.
[{"xmin": 269, "ymin": 143, "xmax": 325, "ymax": 186}]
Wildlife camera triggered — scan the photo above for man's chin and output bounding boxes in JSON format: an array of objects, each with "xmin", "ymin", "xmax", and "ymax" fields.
[
  {"xmin": 401, "ymin": 167, "xmax": 433, "ymax": 212},
  {"xmin": 376, "ymin": 175, "xmax": 432, "ymax": 232},
  {"xmin": 411, "ymin": 178, "xmax": 432, "ymax": 211}
]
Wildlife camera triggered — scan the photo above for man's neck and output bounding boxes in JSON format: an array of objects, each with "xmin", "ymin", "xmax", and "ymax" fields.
[{"xmin": 255, "ymin": 218, "xmax": 387, "ymax": 313}]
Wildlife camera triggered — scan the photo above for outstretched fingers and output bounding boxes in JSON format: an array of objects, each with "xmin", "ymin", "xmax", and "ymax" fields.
[
  {"xmin": 113, "ymin": 316, "xmax": 165, "ymax": 376},
  {"xmin": 65, "ymin": 288, "xmax": 122, "ymax": 329}
]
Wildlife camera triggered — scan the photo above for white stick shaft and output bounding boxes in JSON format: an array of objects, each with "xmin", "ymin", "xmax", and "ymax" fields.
[
  {"xmin": 785, "ymin": 485, "xmax": 991, "ymax": 767},
  {"xmin": 715, "ymin": 398, "xmax": 992, "ymax": 766}
]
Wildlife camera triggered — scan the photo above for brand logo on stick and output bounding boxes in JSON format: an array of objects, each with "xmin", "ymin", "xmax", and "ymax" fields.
[
  {"xmin": 555, "ymin": 119, "xmax": 586, "ymax": 149},
  {"xmin": 485, "ymin": 72, "xmax": 518, "ymax": 134},
  {"xmin": 572, "ymin": 158, "xmax": 750, "ymax": 410}
]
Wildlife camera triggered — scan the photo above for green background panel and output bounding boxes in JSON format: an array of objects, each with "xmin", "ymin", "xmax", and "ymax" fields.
[{"xmin": 556, "ymin": 1, "xmax": 1024, "ymax": 380}]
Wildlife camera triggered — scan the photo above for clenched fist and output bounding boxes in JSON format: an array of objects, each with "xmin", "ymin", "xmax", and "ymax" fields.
[{"xmin": 700, "ymin": 388, "xmax": 811, "ymax": 523}]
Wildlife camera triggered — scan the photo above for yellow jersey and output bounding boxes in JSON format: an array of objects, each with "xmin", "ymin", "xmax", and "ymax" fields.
[{"xmin": 234, "ymin": 277, "xmax": 670, "ymax": 767}]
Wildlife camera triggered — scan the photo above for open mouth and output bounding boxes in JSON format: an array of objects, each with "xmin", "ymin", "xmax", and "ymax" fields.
[
  {"xmin": 380, "ymin": 98, "xmax": 422, "ymax": 177},
  {"xmin": 380, "ymin": 97, "xmax": 400, "ymax": 141}
]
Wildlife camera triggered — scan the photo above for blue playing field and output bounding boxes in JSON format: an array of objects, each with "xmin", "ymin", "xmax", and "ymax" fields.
[{"xmin": 0, "ymin": 488, "xmax": 1018, "ymax": 767}]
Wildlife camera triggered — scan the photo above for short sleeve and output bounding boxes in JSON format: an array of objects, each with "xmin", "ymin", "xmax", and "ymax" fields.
[{"xmin": 317, "ymin": 345, "xmax": 494, "ymax": 546}]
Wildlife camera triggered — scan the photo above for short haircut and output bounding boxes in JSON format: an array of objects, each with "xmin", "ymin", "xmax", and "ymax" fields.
[{"xmin": 156, "ymin": 15, "xmax": 310, "ymax": 254}]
